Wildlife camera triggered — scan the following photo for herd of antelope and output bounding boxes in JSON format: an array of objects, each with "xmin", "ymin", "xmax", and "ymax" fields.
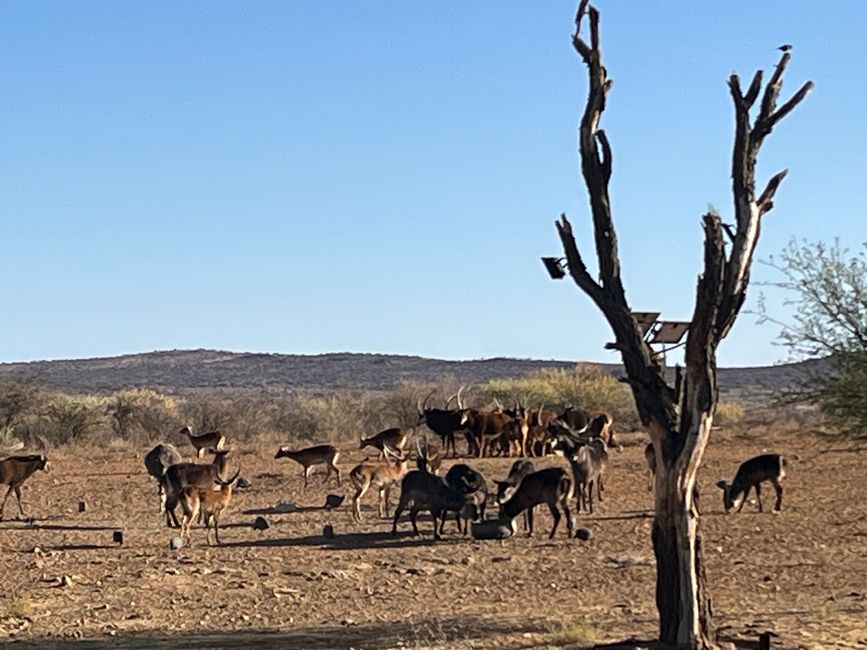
[{"xmin": 0, "ymin": 388, "xmax": 788, "ymax": 545}]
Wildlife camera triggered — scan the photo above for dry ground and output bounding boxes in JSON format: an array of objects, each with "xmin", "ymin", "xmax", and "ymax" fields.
[{"xmin": 1, "ymin": 428, "xmax": 865, "ymax": 649}]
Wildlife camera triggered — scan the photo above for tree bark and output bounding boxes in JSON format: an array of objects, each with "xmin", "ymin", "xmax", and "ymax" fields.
[{"xmin": 557, "ymin": 5, "xmax": 811, "ymax": 648}]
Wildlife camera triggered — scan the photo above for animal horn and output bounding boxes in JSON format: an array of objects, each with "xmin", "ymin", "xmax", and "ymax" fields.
[
  {"xmin": 419, "ymin": 388, "xmax": 437, "ymax": 415},
  {"xmin": 445, "ymin": 392, "xmax": 457, "ymax": 409},
  {"xmin": 217, "ymin": 464, "xmax": 242, "ymax": 486},
  {"xmin": 457, "ymin": 385, "xmax": 466, "ymax": 410}
]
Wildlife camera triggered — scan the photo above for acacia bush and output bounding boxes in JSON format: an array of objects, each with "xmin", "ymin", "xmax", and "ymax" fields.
[{"xmin": 107, "ymin": 389, "xmax": 180, "ymax": 443}]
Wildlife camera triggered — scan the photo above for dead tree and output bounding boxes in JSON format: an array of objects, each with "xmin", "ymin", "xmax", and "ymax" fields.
[{"xmin": 553, "ymin": 4, "xmax": 812, "ymax": 648}]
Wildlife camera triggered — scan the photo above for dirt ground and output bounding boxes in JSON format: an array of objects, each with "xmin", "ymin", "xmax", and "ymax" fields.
[{"xmin": 1, "ymin": 428, "xmax": 865, "ymax": 649}]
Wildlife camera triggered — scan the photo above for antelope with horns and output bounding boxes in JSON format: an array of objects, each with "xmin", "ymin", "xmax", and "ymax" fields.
[
  {"xmin": 349, "ymin": 446, "xmax": 409, "ymax": 522},
  {"xmin": 498, "ymin": 466, "xmax": 574, "ymax": 539},
  {"xmin": 359, "ymin": 428, "xmax": 409, "ymax": 459},
  {"xmin": 159, "ymin": 449, "xmax": 231, "ymax": 528},
  {"xmin": 179, "ymin": 464, "xmax": 242, "ymax": 546}
]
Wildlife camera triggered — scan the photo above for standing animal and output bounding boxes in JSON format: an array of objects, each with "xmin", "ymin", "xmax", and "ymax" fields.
[
  {"xmin": 442, "ymin": 464, "xmax": 488, "ymax": 534},
  {"xmin": 349, "ymin": 448, "xmax": 409, "ymax": 521},
  {"xmin": 568, "ymin": 437, "xmax": 609, "ymax": 514},
  {"xmin": 587, "ymin": 412, "xmax": 618, "ymax": 448},
  {"xmin": 558, "ymin": 406, "xmax": 590, "ymax": 433},
  {"xmin": 644, "ymin": 442, "xmax": 656, "ymax": 492},
  {"xmin": 179, "ymin": 465, "xmax": 242, "ymax": 546},
  {"xmin": 0, "ymin": 453, "xmax": 49, "ymax": 521},
  {"xmin": 498, "ymin": 467, "xmax": 574, "ymax": 539},
  {"xmin": 179, "ymin": 425, "xmax": 226, "ymax": 458},
  {"xmin": 275, "ymin": 444, "xmax": 341, "ymax": 487},
  {"xmin": 359, "ymin": 428, "xmax": 409, "ymax": 458},
  {"xmin": 716, "ymin": 453, "xmax": 787, "ymax": 513},
  {"xmin": 417, "ymin": 387, "xmax": 468, "ymax": 457},
  {"xmin": 461, "ymin": 410, "xmax": 514, "ymax": 458},
  {"xmin": 144, "ymin": 443, "xmax": 183, "ymax": 491},
  {"xmin": 494, "ymin": 459, "xmax": 535, "ymax": 532},
  {"xmin": 159, "ymin": 450, "xmax": 231, "ymax": 528},
  {"xmin": 390, "ymin": 470, "xmax": 468, "ymax": 540}
]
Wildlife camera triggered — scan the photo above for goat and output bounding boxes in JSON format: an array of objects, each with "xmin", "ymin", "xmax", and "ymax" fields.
[
  {"xmin": 442, "ymin": 464, "xmax": 488, "ymax": 534},
  {"xmin": 0, "ymin": 454, "xmax": 49, "ymax": 521},
  {"xmin": 349, "ymin": 447, "xmax": 409, "ymax": 521},
  {"xmin": 415, "ymin": 439, "xmax": 442, "ymax": 476},
  {"xmin": 179, "ymin": 465, "xmax": 242, "ymax": 546},
  {"xmin": 391, "ymin": 470, "xmax": 468, "ymax": 540},
  {"xmin": 716, "ymin": 453, "xmax": 787, "ymax": 513},
  {"xmin": 644, "ymin": 442, "xmax": 656, "ymax": 492},
  {"xmin": 159, "ymin": 449, "xmax": 231, "ymax": 528},
  {"xmin": 275, "ymin": 444, "xmax": 341, "ymax": 487},
  {"xmin": 179, "ymin": 425, "xmax": 226, "ymax": 459},
  {"xmin": 568, "ymin": 437, "xmax": 608, "ymax": 514},
  {"xmin": 359, "ymin": 428, "xmax": 409, "ymax": 459},
  {"xmin": 144, "ymin": 443, "xmax": 183, "ymax": 493},
  {"xmin": 498, "ymin": 467, "xmax": 574, "ymax": 539}
]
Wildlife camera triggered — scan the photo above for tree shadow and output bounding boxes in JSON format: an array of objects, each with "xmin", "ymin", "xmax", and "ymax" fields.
[{"xmin": 1, "ymin": 615, "xmax": 553, "ymax": 649}]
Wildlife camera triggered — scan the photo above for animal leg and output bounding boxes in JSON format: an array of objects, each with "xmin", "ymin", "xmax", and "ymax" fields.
[
  {"xmin": 737, "ymin": 486, "xmax": 750, "ymax": 513},
  {"xmin": 352, "ymin": 480, "xmax": 369, "ymax": 522},
  {"xmin": 525, "ymin": 507, "xmax": 534, "ymax": 538},
  {"xmin": 409, "ymin": 504, "xmax": 421, "ymax": 536},
  {"xmin": 588, "ymin": 481, "xmax": 595, "ymax": 515},
  {"xmin": 0, "ymin": 485, "xmax": 14, "ymax": 520},
  {"xmin": 391, "ymin": 493, "xmax": 410, "ymax": 536},
  {"xmin": 213, "ymin": 512, "xmax": 222, "ymax": 545},
  {"xmin": 755, "ymin": 483, "xmax": 763, "ymax": 512},
  {"xmin": 772, "ymin": 479, "xmax": 783, "ymax": 512},
  {"xmin": 547, "ymin": 502, "xmax": 561, "ymax": 539},
  {"xmin": 430, "ymin": 508, "xmax": 441, "ymax": 540},
  {"xmin": 563, "ymin": 499, "xmax": 575, "ymax": 537},
  {"xmin": 14, "ymin": 486, "xmax": 26, "ymax": 516},
  {"xmin": 303, "ymin": 466, "xmax": 311, "ymax": 488}
]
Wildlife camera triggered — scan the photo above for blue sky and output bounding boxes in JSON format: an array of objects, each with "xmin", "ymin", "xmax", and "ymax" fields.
[{"xmin": 1, "ymin": 2, "xmax": 863, "ymax": 367}]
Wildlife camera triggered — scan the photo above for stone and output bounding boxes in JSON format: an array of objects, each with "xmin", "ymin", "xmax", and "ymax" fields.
[
  {"xmin": 169, "ymin": 537, "xmax": 183, "ymax": 550},
  {"xmin": 252, "ymin": 516, "xmax": 269, "ymax": 531},
  {"xmin": 575, "ymin": 527, "xmax": 593, "ymax": 541}
]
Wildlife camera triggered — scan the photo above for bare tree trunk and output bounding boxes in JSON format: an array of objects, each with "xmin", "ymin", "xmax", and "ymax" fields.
[{"xmin": 556, "ymin": 4, "xmax": 812, "ymax": 647}]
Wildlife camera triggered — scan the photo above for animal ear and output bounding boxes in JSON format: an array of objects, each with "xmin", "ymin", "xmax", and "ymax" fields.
[{"xmin": 715, "ymin": 480, "xmax": 728, "ymax": 490}]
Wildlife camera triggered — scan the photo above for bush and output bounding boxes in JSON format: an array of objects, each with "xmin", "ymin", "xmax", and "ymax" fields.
[
  {"xmin": 107, "ymin": 389, "xmax": 180, "ymax": 443},
  {"xmin": 37, "ymin": 394, "xmax": 107, "ymax": 445},
  {"xmin": 714, "ymin": 401, "xmax": 745, "ymax": 427}
]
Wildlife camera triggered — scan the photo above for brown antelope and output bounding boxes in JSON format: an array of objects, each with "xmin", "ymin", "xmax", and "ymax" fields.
[
  {"xmin": 568, "ymin": 437, "xmax": 609, "ymax": 514},
  {"xmin": 498, "ymin": 467, "xmax": 574, "ymax": 539},
  {"xmin": 0, "ymin": 443, "xmax": 50, "ymax": 521},
  {"xmin": 494, "ymin": 459, "xmax": 535, "ymax": 532},
  {"xmin": 461, "ymin": 409, "xmax": 514, "ymax": 458},
  {"xmin": 159, "ymin": 449, "xmax": 231, "ymax": 528},
  {"xmin": 359, "ymin": 427, "xmax": 409, "ymax": 458},
  {"xmin": 179, "ymin": 465, "xmax": 242, "ymax": 546},
  {"xmin": 716, "ymin": 453, "xmax": 787, "ymax": 513},
  {"xmin": 180, "ymin": 425, "xmax": 226, "ymax": 458},
  {"xmin": 275, "ymin": 444, "xmax": 341, "ymax": 487},
  {"xmin": 349, "ymin": 447, "xmax": 409, "ymax": 521}
]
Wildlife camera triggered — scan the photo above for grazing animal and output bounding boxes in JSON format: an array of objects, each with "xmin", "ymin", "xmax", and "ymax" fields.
[
  {"xmin": 461, "ymin": 409, "xmax": 515, "ymax": 458},
  {"xmin": 359, "ymin": 428, "xmax": 409, "ymax": 459},
  {"xmin": 179, "ymin": 465, "xmax": 242, "ymax": 546},
  {"xmin": 144, "ymin": 443, "xmax": 183, "ymax": 491},
  {"xmin": 494, "ymin": 459, "xmax": 535, "ymax": 506},
  {"xmin": 443, "ymin": 464, "xmax": 488, "ymax": 534},
  {"xmin": 568, "ymin": 437, "xmax": 609, "ymax": 514},
  {"xmin": 498, "ymin": 467, "xmax": 574, "ymax": 539},
  {"xmin": 716, "ymin": 453, "xmax": 787, "ymax": 513},
  {"xmin": 0, "ymin": 453, "xmax": 49, "ymax": 521},
  {"xmin": 349, "ymin": 447, "xmax": 409, "ymax": 521},
  {"xmin": 159, "ymin": 450, "xmax": 231, "ymax": 528},
  {"xmin": 391, "ymin": 470, "xmax": 468, "ymax": 540},
  {"xmin": 275, "ymin": 444, "xmax": 341, "ymax": 487},
  {"xmin": 179, "ymin": 425, "xmax": 226, "ymax": 459}
]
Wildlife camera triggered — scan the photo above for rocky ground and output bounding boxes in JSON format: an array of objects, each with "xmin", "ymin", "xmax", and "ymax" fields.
[{"xmin": 1, "ymin": 427, "xmax": 865, "ymax": 649}]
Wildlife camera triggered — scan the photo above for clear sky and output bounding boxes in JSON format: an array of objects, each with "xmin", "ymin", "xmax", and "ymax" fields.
[{"xmin": 1, "ymin": 2, "xmax": 863, "ymax": 367}]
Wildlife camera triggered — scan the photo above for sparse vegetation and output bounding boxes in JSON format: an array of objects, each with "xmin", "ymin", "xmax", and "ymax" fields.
[{"xmin": 759, "ymin": 239, "xmax": 867, "ymax": 436}]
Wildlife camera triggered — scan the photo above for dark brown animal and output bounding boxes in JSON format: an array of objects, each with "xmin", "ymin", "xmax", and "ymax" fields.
[
  {"xmin": 359, "ymin": 428, "xmax": 409, "ymax": 458},
  {"xmin": 461, "ymin": 410, "xmax": 514, "ymax": 458},
  {"xmin": 716, "ymin": 453, "xmax": 787, "ymax": 513},
  {"xmin": 416, "ymin": 387, "xmax": 468, "ymax": 457},
  {"xmin": 0, "ymin": 454, "xmax": 49, "ymax": 521},
  {"xmin": 159, "ymin": 450, "xmax": 231, "ymax": 528},
  {"xmin": 498, "ymin": 467, "xmax": 574, "ymax": 539}
]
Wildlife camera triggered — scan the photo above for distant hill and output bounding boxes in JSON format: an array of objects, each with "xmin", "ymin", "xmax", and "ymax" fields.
[{"xmin": 0, "ymin": 349, "xmax": 822, "ymax": 403}]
